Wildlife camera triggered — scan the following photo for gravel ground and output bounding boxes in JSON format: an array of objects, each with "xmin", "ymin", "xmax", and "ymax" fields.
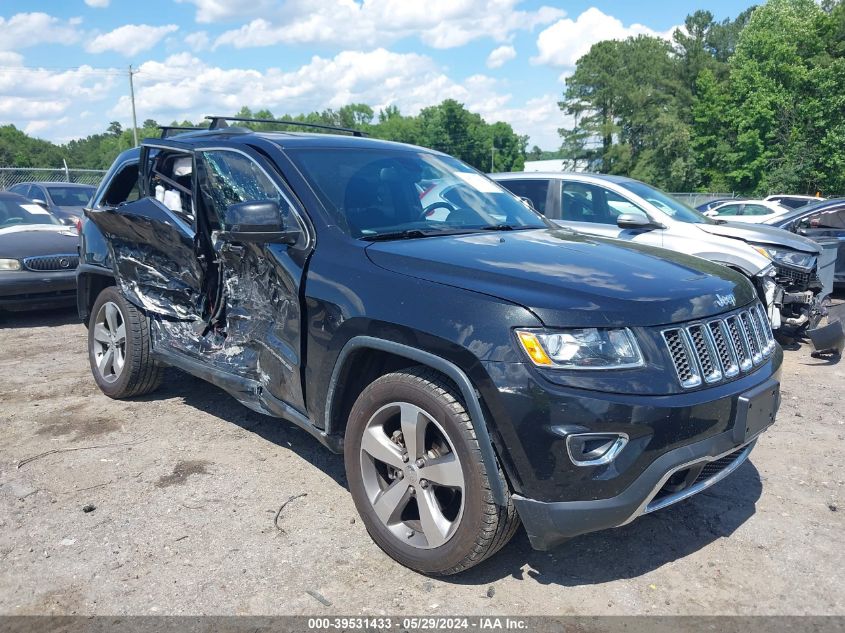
[{"xmin": 0, "ymin": 301, "xmax": 843, "ymax": 616}]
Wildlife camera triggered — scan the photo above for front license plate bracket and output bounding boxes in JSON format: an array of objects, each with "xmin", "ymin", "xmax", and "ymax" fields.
[{"xmin": 733, "ymin": 378, "xmax": 780, "ymax": 443}]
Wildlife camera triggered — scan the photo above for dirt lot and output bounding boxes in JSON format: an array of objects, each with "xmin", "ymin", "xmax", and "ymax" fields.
[{"xmin": 0, "ymin": 303, "xmax": 843, "ymax": 616}]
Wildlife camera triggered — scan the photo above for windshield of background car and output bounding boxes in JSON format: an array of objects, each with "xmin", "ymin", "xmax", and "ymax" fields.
[
  {"xmin": 47, "ymin": 186, "xmax": 95, "ymax": 206},
  {"xmin": 618, "ymin": 180, "xmax": 713, "ymax": 225},
  {"xmin": 0, "ymin": 198, "xmax": 61, "ymax": 226},
  {"xmin": 287, "ymin": 148, "xmax": 549, "ymax": 238}
]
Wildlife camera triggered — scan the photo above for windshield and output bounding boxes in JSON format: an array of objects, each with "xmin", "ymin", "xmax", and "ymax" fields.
[
  {"xmin": 0, "ymin": 198, "xmax": 61, "ymax": 227},
  {"xmin": 287, "ymin": 148, "xmax": 549, "ymax": 238},
  {"xmin": 619, "ymin": 181, "xmax": 713, "ymax": 224},
  {"xmin": 47, "ymin": 186, "xmax": 95, "ymax": 207}
]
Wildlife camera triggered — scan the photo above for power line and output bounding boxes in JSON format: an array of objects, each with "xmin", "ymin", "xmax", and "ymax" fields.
[{"xmin": 0, "ymin": 65, "xmax": 125, "ymax": 76}]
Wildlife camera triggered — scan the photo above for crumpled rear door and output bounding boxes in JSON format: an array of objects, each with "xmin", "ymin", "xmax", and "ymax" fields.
[{"xmin": 86, "ymin": 198, "xmax": 203, "ymax": 320}]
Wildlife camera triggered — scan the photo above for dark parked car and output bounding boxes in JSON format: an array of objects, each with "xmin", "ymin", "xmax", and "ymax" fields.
[
  {"xmin": 7, "ymin": 181, "xmax": 96, "ymax": 226},
  {"xmin": 764, "ymin": 198, "xmax": 845, "ymax": 286},
  {"xmin": 0, "ymin": 191, "xmax": 79, "ymax": 311},
  {"xmin": 78, "ymin": 119, "xmax": 781, "ymax": 575}
]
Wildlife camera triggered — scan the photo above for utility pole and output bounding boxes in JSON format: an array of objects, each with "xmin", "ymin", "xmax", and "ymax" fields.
[
  {"xmin": 128, "ymin": 65, "xmax": 139, "ymax": 147},
  {"xmin": 490, "ymin": 141, "xmax": 497, "ymax": 172}
]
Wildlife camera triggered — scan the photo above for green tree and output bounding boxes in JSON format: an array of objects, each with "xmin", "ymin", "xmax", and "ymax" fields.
[{"xmin": 725, "ymin": 0, "xmax": 841, "ymax": 193}]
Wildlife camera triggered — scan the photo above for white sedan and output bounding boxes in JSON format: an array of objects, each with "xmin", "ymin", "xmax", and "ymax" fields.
[{"xmin": 704, "ymin": 199, "xmax": 791, "ymax": 223}]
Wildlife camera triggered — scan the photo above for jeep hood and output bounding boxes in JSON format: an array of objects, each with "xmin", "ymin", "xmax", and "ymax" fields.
[
  {"xmin": 698, "ymin": 221, "xmax": 820, "ymax": 254},
  {"xmin": 365, "ymin": 229, "xmax": 756, "ymax": 327}
]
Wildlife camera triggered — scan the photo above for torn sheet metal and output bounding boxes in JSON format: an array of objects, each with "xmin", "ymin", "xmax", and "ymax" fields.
[
  {"xmin": 214, "ymin": 240, "xmax": 305, "ymax": 408},
  {"xmin": 86, "ymin": 198, "xmax": 203, "ymax": 320}
]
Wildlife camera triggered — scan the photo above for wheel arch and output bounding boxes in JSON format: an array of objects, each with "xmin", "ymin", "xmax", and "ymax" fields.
[
  {"xmin": 77, "ymin": 264, "xmax": 116, "ymax": 325},
  {"xmin": 325, "ymin": 336, "xmax": 508, "ymax": 505}
]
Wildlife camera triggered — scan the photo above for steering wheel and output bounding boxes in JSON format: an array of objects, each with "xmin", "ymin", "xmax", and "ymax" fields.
[
  {"xmin": 1, "ymin": 218, "xmax": 24, "ymax": 227},
  {"xmin": 418, "ymin": 201, "xmax": 454, "ymax": 221}
]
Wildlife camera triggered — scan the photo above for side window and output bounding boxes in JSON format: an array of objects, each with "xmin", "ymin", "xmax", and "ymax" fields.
[
  {"xmin": 743, "ymin": 204, "xmax": 773, "ymax": 216},
  {"xmin": 198, "ymin": 150, "xmax": 303, "ymax": 241},
  {"xmin": 604, "ymin": 189, "xmax": 646, "ymax": 218},
  {"xmin": 560, "ymin": 183, "xmax": 638, "ymax": 224},
  {"xmin": 8, "ymin": 184, "xmax": 28, "ymax": 196},
  {"xmin": 716, "ymin": 204, "xmax": 741, "ymax": 216},
  {"xmin": 500, "ymin": 180, "xmax": 549, "ymax": 215},
  {"xmin": 561, "ymin": 182, "xmax": 600, "ymax": 222},
  {"xmin": 100, "ymin": 162, "xmax": 140, "ymax": 207}
]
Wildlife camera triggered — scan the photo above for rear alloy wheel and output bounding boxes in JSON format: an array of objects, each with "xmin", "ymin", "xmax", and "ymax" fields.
[
  {"xmin": 88, "ymin": 286, "xmax": 163, "ymax": 399},
  {"xmin": 92, "ymin": 300, "xmax": 126, "ymax": 384},
  {"xmin": 345, "ymin": 367, "xmax": 520, "ymax": 575}
]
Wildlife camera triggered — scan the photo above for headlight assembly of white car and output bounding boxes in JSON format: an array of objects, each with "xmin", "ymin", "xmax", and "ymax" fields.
[
  {"xmin": 0, "ymin": 258, "xmax": 22, "ymax": 271},
  {"xmin": 516, "ymin": 328, "xmax": 644, "ymax": 369},
  {"xmin": 754, "ymin": 246, "xmax": 816, "ymax": 271}
]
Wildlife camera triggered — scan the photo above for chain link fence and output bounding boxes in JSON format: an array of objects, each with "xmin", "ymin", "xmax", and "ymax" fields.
[
  {"xmin": 0, "ymin": 167, "xmax": 107, "ymax": 190},
  {"xmin": 671, "ymin": 192, "xmax": 738, "ymax": 208}
]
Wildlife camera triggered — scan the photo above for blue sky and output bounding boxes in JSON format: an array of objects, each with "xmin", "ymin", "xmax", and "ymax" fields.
[{"xmin": 0, "ymin": 1, "xmax": 755, "ymax": 151}]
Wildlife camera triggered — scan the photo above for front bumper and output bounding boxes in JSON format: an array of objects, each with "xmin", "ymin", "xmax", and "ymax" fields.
[
  {"xmin": 0, "ymin": 270, "xmax": 77, "ymax": 310},
  {"xmin": 514, "ymin": 430, "xmax": 762, "ymax": 550},
  {"xmin": 481, "ymin": 355, "xmax": 781, "ymax": 550}
]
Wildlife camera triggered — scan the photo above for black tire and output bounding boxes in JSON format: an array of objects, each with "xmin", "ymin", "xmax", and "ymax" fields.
[
  {"xmin": 87, "ymin": 286, "xmax": 163, "ymax": 399},
  {"xmin": 344, "ymin": 366, "xmax": 519, "ymax": 575}
]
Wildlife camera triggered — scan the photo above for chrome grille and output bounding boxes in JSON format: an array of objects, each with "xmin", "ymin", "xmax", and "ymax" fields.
[
  {"xmin": 662, "ymin": 303, "xmax": 776, "ymax": 389},
  {"xmin": 662, "ymin": 329, "xmax": 701, "ymax": 388},
  {"xmin": 22, "ymin": 254, "xmax": 79, "ymax": 272}
]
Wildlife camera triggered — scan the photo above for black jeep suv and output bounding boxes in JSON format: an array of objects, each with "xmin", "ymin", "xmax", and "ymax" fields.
[{"xmin": 78, "ymin": 118, "xmax": 781, "ymax": 575}]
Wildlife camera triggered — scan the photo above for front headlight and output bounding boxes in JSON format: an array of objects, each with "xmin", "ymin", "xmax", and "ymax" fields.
[
  {"xmin": 757, "ymin": 246, "xmax": 816, "ymax": 271},
  {"xmin": 0, "ymin": 258, "xmax": 22, "ymax": 271},
  {"xmin": 516, "ymin": 328, "xmax": 644, "ymax": 369}
]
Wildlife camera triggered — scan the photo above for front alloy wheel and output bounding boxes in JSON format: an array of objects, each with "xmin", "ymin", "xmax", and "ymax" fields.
[
  {"xmin": 360, "ymin": 402, "xmax": 465, "ymax": 549},
  {"xmin": 345, "ymin": 367, "xmax": 520, "ymax": 575}
]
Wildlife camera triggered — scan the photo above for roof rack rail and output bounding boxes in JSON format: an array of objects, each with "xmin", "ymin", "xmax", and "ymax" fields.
[
  {"xmin": 158, "ymin": 125, "xmax": 206, "ymax": 138},
  {"xmin": 205, "ymin": 115, "xmax": 365, "ymax": 137}
]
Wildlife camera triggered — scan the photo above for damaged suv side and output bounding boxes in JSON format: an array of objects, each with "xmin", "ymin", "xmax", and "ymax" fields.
[{"xmin": 78, "ymin": 121, "xmax": 781, "ymax": 575}]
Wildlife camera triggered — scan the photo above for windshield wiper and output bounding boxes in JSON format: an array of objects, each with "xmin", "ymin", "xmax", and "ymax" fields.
[
  {"xmin": 361, "ymin": 228, "xmax": 454, "ymax": 242},
  {"xmin": 480, "ymin": 223, "xmax": 539, "ymax": 231}
]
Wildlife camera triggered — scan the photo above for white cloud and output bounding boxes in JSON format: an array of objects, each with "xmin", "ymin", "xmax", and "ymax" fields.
[
  {"xmin": 86, "ymin": 24, "xmax": 179, "ymax": 57},
  {"xmin": 210, "ymin": 0, "xmax": 564, "ymax": 50},
  {"xmin": 0, "ymin": 63, "xmax": 118, "ymax": 138},
  {"xmin": 486, "ymin": 45, "xmax": 516, "ymax": 69},
  {"xmin": 0, "ymin": 51, "xmax": 24, "ymax": 65},
  {"xmin": 84, "ymin": 0, "xmax": 111, "ymax": 7},
  {"xmin": 0, "ymin": 12, "xmax": 83, "ymax": 51},
  {"xmin": 101, "ymin": 49, "xmax": 564, "ymax": 149},
  {"xmin": 175, "ymin": 0, "xmax": 276, "ymax": 23},
  {"xmin": 533, "ymin": 7, "xmax": 677, "ymax": 68},
  {"xmin": 184, "ymin": 31, "xmax": 210, "ymax": 51},
  {"xmin": 0, "ymin": 97, "xmax": 69, "ymax": 119}
]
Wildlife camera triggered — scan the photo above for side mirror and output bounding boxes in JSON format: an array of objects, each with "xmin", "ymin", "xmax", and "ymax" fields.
[
  {"xmin": 218, "ymin": 200, "xmax": 298, "ymax": 245},
  {"xmin": 31, "ymin": 199, "xmax": 49, "ymax": 208},
  {"xmin": 518, "ymin": 196, "xmax": 535, "ymax": 210},
  {"xmin": 616, "ymin": 211, "xmax": 653, "ymax": 229}
]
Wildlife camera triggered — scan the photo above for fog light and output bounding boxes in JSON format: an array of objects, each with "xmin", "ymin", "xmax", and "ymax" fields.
[{"xmin": 565, "ymin": 433, "xmax": 628, "ymax": 467}]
